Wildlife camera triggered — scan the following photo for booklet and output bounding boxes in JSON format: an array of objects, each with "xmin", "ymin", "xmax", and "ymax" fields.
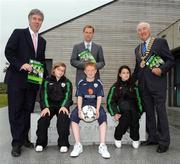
[
  {"xmin": 146, "ymin": 53, "xmax": 165, "ymax": 69},
  {"xmin": 78, "ymin": 50, "xmax": 96, "ymax": 63},
  {"xmin": 27, "ymin": 59, "xmax": 44, "ymax": 84}
]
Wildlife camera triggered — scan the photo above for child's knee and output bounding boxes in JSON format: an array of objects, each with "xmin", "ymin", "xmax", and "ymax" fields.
[{"xmin": 38, "ymin": 116, "xmax": 50, "ymax": 127}]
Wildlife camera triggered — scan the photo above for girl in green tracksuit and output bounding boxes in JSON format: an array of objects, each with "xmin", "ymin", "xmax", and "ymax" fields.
[
  {"xmin": 35, "ymin": 62, "xmax": 73, "ymax": 153},
  {"xmin": 107, "ymin": 65, "xmax": 143, "ymax": 149}
]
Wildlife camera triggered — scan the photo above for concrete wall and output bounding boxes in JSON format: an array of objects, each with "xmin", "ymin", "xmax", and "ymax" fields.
[
  {"xmin": 30, "ymin": 112, "xmax": 146, "ymax": 145},
  {"xmin": 158, "ymin": 19, "xmax": 180, "ymax": 50},
  {"xmin": 41, "ymin": 0, "xmax": 180, "ymax": 102}
]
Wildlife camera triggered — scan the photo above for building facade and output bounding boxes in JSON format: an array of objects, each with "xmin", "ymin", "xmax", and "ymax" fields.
[
  {"xmin": 41, "ymin": 0, "xmax": 180, "ymax": 106},
  {"xmin": 157, "ymin": 19, "xmax": 180, "ymax": 128}
]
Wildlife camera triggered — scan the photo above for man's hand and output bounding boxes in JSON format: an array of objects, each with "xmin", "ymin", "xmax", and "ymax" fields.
[
  {"xmin": 152, "ymin": 67, "xmax": 162, "ymax": 76},
  {"xmin": 59, "ymin": 107, "xmax": 69, "ymax": 115},
  {"xmin": 20, "ymin": 63, "xmax": 32, "ymax": 72},
  {"xmin": 40, "ymin": 108, "xmax": 50, "ymax": 117}
]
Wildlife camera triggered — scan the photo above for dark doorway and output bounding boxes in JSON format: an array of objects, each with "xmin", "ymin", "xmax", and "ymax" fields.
[{"xmin": 170, "ymin": 48, "xmax": 180, "ymax": 107}]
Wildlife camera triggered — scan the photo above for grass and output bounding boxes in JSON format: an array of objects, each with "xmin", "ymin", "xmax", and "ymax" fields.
[
  {"xmin": 0, "ymin": 83, "xmax": 8, "ymax": 108},
  {"xmin": 0, "ymin": 94, "xmax": 8, "ymax": 108}
]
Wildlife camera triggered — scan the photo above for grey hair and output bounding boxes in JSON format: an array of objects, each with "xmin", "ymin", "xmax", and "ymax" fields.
[
  {"xmin": 28, "ymin": 9, "xmax": 44, "ymax": 21},
  {"xmin": 136, "ymin": 22, "xmax": 150, "ymax": 32}
]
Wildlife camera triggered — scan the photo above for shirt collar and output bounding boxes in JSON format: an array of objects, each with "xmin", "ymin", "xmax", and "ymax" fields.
[
  {"xmin": 84, "ymin": 41, "xmax": 92, "ymax": 47},
  {"xmin": 29, "ymin": 27, "xmax": 38, "ymax": 37},
  {"xmin": 144, "ymin": 37, "xmax": 151, "ymax": 47}
]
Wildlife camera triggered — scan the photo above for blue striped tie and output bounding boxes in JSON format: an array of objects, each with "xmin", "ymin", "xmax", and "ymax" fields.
[{"xmin": 141, "ymin": 42, "xmax": 146, "ymax": 55}]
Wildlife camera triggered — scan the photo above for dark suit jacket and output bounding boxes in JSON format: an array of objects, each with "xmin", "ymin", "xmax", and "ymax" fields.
[
  {"xmin": 133, "ymin": 38, "xmax": 174, "ymax": 91},
  {"xmin": 70, "ymin": 42, "xmax": 105, "ymax": 85},
  {"xmin": 4, "ymin": 28, "xmax": 46, "ymax": 89}
]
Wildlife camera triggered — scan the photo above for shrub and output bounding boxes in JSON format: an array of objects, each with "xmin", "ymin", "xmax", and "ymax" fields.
[{"xmin": 0, "ymin": 83, "xmax": 7, "ymax": 94}]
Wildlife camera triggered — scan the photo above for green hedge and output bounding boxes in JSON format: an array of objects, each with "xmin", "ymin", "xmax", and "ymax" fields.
[
  {"xmin": 0, "ymin": 83, "xmax": 7, "ymax": 94},
  {"xmin": 0, "ymin": 94, "xmax": 8, "ymax": 108}
]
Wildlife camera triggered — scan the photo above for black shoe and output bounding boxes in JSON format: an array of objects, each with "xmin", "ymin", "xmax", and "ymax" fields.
[
  {"xmin": 24, "ymin": 140, "xmax": 34, "ymax": 148},
  {"xmin": 141, "ymin": 141, "xmax": 158, "ymax": 146},
  {"xmin": 156, "ymin": 145, "xmax": 169, "ymax": 153},
  {"xmin": 11, "ymin": 146, "xmax": 21, "ymax": 157}
]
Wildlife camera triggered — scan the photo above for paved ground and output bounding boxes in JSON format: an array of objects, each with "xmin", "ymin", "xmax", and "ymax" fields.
[{"xmin": 0, "ymin": 107, "xmax": 180, "ymax": 164}]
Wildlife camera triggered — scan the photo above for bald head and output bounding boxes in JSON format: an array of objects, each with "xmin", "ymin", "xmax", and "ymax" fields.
[{"xmin": 136, "ymin": 22, "xmax": 151, "ymax": 42}]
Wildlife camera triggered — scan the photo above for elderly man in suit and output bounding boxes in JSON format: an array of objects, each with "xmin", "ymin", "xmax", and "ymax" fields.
[
  {"xmin": 4, "ymin": 9, "xmax": 46, "ymax": 157},
  {"xmin": 133, "ymin": 22, "xmax": 174, "ymax": 153},
  {"xmin": 70, "ymin": 25, "xmax": 105, "ymax": 86}
]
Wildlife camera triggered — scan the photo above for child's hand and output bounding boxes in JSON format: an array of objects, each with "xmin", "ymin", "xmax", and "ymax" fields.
[
  {"xmin": 40, "ymin": 108, "xmax": 50, "ymax": 117},
  {"xmin": 78, "ymin": 109, "xmax": 83, "ymax": 119},
  {"xmin": 96, "ymin": 110, "xmax": 99, "ymax": 119},
  {"xmin": 114, "ymin": 114, "xmax": 121, "ymax": 121},
  {"xmin": 59, "ymin": 107, "xmax": 69, "ymax": 115}
]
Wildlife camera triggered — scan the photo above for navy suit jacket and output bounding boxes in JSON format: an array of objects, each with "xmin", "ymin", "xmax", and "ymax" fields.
[
  {"xmin": 70, "ymin": 42, "xmax": 105, "ymax": 85},
  {"xmin": 133, "ymin": 38, "xmax": 174, "ymax": 91},
  {"xmin": 4, "ymin": 28, "xmax": 46, "ymax": 89}
]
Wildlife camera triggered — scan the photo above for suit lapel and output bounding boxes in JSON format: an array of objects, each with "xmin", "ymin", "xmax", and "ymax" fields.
[
  {"xmin": 81, "ymin": 42, "xmax": 86, "ymax": 50},
  {"xmin": 24, "ymin": 28, "xmax": 37, "ymax": 58},
  {"xmin": 136, "ymin": 45, "xmax": 141, "ymax": 59},
  {"xmin": 36, "ymin": 36, "xmax": 42, "ymax": 57},
  {"xmin": 81, "ymin": 42, "xmax": 96, "ymax": 55},
  {"xmin": 25, "ymin": 28, "xmax": 34, "ymax": 50},
  {"xmin": 91, "ymin": 42, "xmax": 96, "ymax": 55}
]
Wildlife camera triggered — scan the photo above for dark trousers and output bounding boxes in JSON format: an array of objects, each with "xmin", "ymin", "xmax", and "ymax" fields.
[
  {"xmin": 141, "ymin": 85, "xmax": 170, "ymax": 146},
  {"xmin": 7, "ymin": 85, "xmax": 37, "ymax": 147},
  {"xmin": 36, "ymin": 110, "xmax": 70, "ymax": 148},
  {"xmin": 114, "ymin": 110, "xmax": 140, "ymax": 141}
]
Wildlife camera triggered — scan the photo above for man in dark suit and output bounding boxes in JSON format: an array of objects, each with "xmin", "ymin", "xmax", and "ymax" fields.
[
  {"xmin": 4, "ymin": 9, "xmax": 46, "ymax": 157},
  {"xmin": 70, "ymin": 25, "xmax": 105, "ymax": 86},
  {"xmin": 133, "ymin": 22, "xmax": 174, "ymax": 153}
]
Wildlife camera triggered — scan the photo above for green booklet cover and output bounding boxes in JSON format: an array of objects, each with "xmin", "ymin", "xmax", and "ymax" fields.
[
  {"xmin": 78, "ymin": 50, "xmax": 96, "ymax": 63},
  {"xmin": 146, "ymin": 53, "xmax": 165, "ymax": 69},
  {"xmin": 27, "ymin": 59, "xmax": 44, "ymax": 84}
]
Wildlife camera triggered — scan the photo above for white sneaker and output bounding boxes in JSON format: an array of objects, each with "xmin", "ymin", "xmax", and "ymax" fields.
[
  {"xmin": 70, "ymin": 143, "xmax": 83, "ymax": 157},
  {"xmin": 60, "ymin": 146, "xmax": 68, "ymax": 153},
  {"xmin": 114, "ymin": 139, "xmax": 122, "ymax": 148},
  {"xmin": 98, "ymin": 144, "xmax": 110, "ymax": 159},
  {"xmin": 132, "ymin": 141, "xmax": 140, "ymax": 149},
  {"xmin": 35, "ymin": 145, "xmax": 43, "ymax": 152}
]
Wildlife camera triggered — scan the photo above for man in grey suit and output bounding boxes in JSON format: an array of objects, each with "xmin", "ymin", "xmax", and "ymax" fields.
[{"xmin": 70, "ymin": 25, "xmax": 105, "ymax": 86}]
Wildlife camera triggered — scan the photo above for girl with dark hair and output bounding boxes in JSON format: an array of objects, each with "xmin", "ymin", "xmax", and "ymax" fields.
[{"xmin": 107, "ymin": 65, "xmax": 143, "ymax": 149}]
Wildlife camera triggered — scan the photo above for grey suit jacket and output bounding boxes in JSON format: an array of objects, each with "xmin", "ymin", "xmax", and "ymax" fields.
[{"xmin": 70, "ymin": 42, "xmax": 105, "ymax": 85}]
